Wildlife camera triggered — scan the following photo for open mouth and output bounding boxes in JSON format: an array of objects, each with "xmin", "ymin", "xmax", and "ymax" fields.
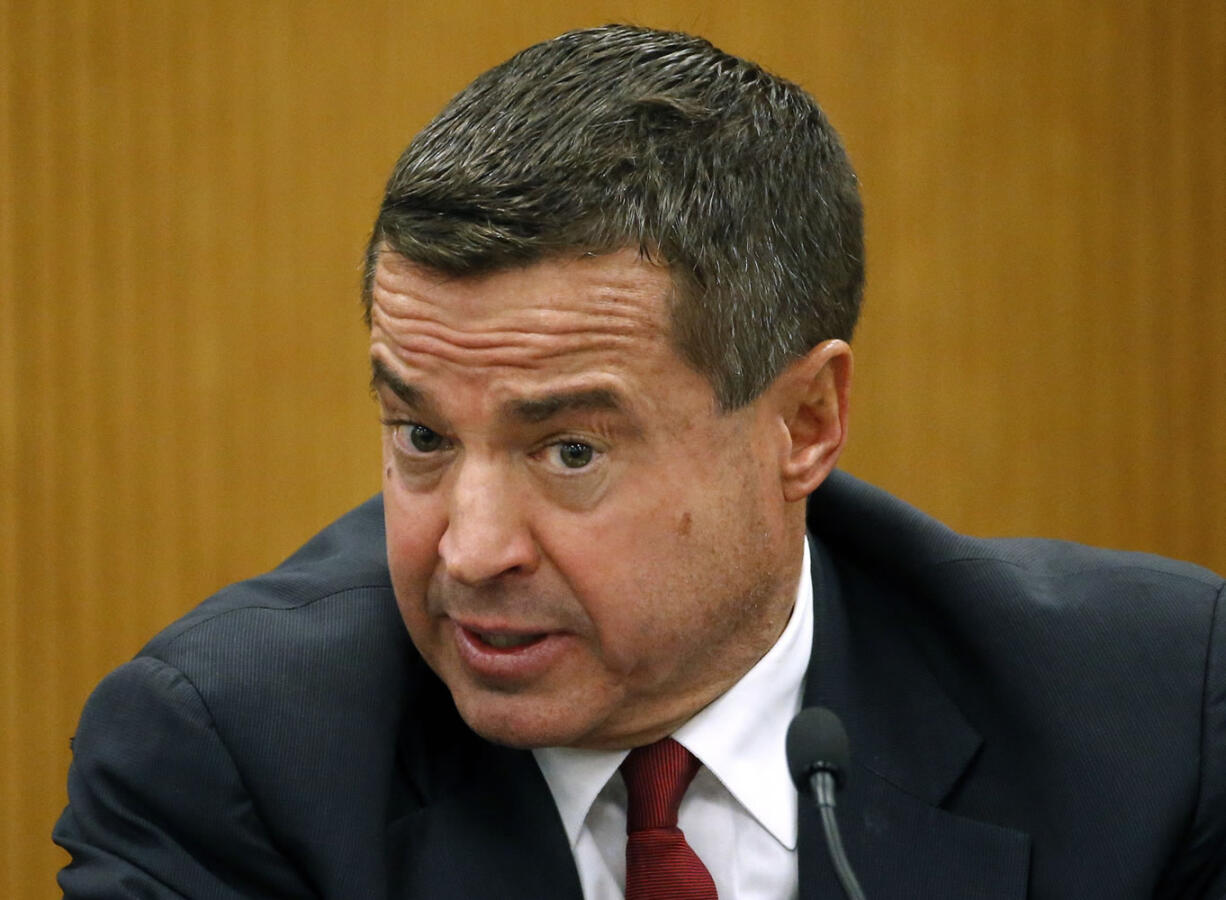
[
  {"xmin": 452, "ymin": 622, "xmax": 567, "ymax": 680},
  {"xmin": 468, "ymin": 629, "xmax": 547, "ymax": 651}
]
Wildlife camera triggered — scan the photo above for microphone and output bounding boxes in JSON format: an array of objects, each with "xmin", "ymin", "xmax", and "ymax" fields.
[{"xmin": 786, "ymin": 707, "xmax": 867, "ymax": 900}]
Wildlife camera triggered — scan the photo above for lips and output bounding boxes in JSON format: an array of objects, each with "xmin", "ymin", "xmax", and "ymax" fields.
[
  {"xmin": 470, "ymin": 629, "xmax": 547, "ymax": 650},
  {"xmin": 450, "ymin": 620, "xmax": 570, "ymax": 682}
]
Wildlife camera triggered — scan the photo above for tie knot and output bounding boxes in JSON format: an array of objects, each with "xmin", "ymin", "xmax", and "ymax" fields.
[{"xmin": 621, "ymin": 738, "xmax": 702, "ymax": 831}]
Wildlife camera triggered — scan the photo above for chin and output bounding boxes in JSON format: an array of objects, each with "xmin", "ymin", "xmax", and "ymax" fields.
[{"xmin": 451, "ymin": 690, "xmax": 594, "ymax": 750}]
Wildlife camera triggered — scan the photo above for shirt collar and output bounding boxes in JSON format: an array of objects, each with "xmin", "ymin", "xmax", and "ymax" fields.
[{"xmin": 533, "ymin": 539, "xmax": 814, "ymax": 850}]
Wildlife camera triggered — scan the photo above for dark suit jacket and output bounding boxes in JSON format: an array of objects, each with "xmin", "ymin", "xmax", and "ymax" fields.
[{"xmin": 55, "ymin": 471, "xmax": 1226, "ymax": 898}]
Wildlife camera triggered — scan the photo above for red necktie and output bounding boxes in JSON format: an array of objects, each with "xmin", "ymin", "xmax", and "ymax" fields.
[{"xmin": 621, "ymin": 738, "xmax": 719, "ymax": 899}]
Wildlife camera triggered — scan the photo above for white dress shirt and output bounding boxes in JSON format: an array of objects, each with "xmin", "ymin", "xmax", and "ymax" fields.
[{"xmin": 533, "ymin": 540, "xmax": 814, "ymax": 900}]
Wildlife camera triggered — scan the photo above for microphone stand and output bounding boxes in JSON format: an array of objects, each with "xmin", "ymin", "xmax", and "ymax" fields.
[{"xmin": 809, "ymin": 769, "xmax": 867, "ymax": 900}]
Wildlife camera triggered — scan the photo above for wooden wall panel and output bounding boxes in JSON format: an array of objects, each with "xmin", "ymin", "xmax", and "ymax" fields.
[
  {"xmin": 834, "ymin": 1, "xmax": 1226, "ymax": 569},
  {"xmin": 1, "ymin": 0, "xmax": 18, "ymax": 890},
  {"xmin": 3, "ymin": 1, "xmax": 1223, "ymax": 895}
]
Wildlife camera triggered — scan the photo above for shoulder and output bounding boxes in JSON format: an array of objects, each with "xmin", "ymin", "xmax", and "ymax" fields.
[
  {"xmin": 131, "ymin": 493, "xmax": 428, "ymax": 769},
  {"xmin": 808, "ymin": 472, "xmax": 1226, "ymax": 892},
  {"xmin": 148, "ymin": 493, "xmax": 396, "ymax": 650},
  {"xmin": 142, "ymin": 494, "xmax": 411, "ymax": 691},
  {"xmin": 59, "ymin": 495, "xmax": 443, "ymax": 894},
  {"xmin": 809, "ymin": 472, "xmax": 1224, "ymax": 729},
  {"xmin": 808, "ymin": 469, "xmax": 1225, "ymax": 778},
  {"xmin": 808, "ymin": 469, "xmax": 1223, "ymax": 614}
]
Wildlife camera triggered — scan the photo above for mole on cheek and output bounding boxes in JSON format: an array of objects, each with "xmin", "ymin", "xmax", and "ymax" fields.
[{"xmin": 677, "ymin": 511, "xmax": 692, "ymax": 536}]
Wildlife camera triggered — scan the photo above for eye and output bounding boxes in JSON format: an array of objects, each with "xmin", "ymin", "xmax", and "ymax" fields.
[
  {"xmin": 383, "ymin": 419, "xmax": 451, "ymax": 456},
  {"xmin": 553, "ymin": 441, "xmax": 595, "ymax": 469},
  {"xmin": 407, "ymin": 424, "xmax": 445, "ymax": 453}
]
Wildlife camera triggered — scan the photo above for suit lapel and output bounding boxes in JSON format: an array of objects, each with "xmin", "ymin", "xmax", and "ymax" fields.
[{"xmin": 800, "ymin": 537, "xmax": 1031, "ymax": 899}]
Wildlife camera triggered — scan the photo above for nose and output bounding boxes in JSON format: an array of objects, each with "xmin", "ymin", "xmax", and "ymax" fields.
[{"xmin": 437, "ymin": 458, "xmax": 540, "ymax": 585}]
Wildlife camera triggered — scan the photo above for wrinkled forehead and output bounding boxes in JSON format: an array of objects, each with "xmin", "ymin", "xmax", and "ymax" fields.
[
  {"xmin": 366, "ymin": 248, "xmax": 707, "ymax": 417},
  {"xmin": 365, "ymin": 253, "xmax": 736, "ymax": 438},
  {"xmin": 369, "ymin": 248, "xmax": 676, "ymax": 340}
]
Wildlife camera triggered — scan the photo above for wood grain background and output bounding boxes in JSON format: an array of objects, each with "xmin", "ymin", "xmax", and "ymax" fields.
[{"xmin": 3, "ymin": 1, "xmax": 1223, "ymax": 894}]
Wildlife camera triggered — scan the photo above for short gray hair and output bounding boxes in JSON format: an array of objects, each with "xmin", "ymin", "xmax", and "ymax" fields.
[{"xmin": 363, "ymin": 24, "xmax": 864, "ymax": 410}]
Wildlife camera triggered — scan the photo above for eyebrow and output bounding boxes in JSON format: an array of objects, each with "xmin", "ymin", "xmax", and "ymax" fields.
[
  {"xmin": 371, "ymin": 357, "xmax": 628, "ymax": 427},
  {"xmin": 370, "ymin": 357, "xmax": 436, "ymax": 415},
  {"xmin": 506, "ymin": 389, "xmax": 626, "ymax": 424}
]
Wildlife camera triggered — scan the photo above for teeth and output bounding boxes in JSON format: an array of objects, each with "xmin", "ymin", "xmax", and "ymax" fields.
[{"xmin": 479, "ymin": 632, "xmax": 541, "ymax": 649}]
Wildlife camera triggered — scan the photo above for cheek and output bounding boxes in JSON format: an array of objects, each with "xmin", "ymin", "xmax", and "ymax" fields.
[
  {"xmin": 384, "ymin": 493, "xmax": 444, "ymax": 611},
  {"xmin": 549, "ymin": 517, "xmax": 700, "ymax": 673}
]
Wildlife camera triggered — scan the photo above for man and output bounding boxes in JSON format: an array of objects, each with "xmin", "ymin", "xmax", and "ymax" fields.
[{"xmin": 55, "ymin": 25, "xmax": 1225, "ymax": 899}]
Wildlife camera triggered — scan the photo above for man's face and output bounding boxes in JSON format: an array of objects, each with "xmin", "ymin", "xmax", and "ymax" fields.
[{"xmin": 369, "ymin": 249, "xmax": 802, "ymax": 750}]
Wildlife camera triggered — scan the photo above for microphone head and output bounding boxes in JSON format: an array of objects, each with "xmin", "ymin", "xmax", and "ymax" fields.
[{"xmin": 786, "ymin": 706, "xmax": 851, "ymax": 794}]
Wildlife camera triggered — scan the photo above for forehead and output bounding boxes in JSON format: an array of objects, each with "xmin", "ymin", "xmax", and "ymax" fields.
[
  {"xmin": 372, "ymin": 248, "xmax": 671, "ymax": 329},
  {"xmin": 368, "ymin": 249, "xmax": 684, "ymax": 395}
]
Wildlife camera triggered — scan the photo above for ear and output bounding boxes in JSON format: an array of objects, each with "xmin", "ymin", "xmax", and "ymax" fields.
[{"xmin": 773, "ymin": 339, "xmax": 853, "ymax": 502}]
